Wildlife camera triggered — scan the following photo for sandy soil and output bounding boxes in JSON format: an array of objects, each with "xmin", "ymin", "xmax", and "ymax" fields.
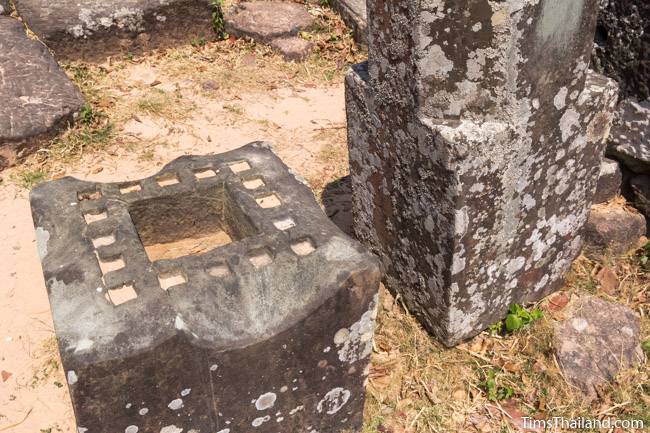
[{"xmin": 0, "ymin": 62, "xmax": 348, "ymax": 432}]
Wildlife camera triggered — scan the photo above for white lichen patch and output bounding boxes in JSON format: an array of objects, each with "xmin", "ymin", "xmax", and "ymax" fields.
[
  {"xmin": 254, "ymin": 392, "xmax": 277, "ymax": 410},
  {"xmin": 335, "ymin": 295, "xmax": 378, "ymax": 364},
  {"xmin": 252, "ymin": 415, "xmax": 271, "ymax": 427},
  {"xmin": 316, "ymin": 387, "xmax": 351, "ymax": 415},
  {"xmin": 160, "ymin": 426, "xmax": 183, "ymax": 433},
  {"xmin": 67, "ymin": 370, "xmax": 78, "ymax": 385},
  {"xmin": 35, "ymin": 227, "xmax": 50, "ymax": 260},
  {"xmin": 168, "ymin": 398, "xmax": 183, "ymax": 410},
  {"xmin": 125, "ymin": 426, "xmax": 139, "ymax": 433}
]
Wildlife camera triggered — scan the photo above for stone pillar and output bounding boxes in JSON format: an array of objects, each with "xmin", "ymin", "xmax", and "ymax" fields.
[
  {"xmin": 346, "ymin": 0, "xmax": 618, "ymax": 346},
  {"xmin": 31, "ymin": 143, "xmax": 380, "ymax": 433}
]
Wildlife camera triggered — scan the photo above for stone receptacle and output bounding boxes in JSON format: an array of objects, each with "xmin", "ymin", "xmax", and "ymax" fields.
[
  {"xmin": 346, "ymin": 0, "xmax": 618, "ymax": 346},
  {"xmin": 31, "ymin": 143, "xmax": 380, "ymax": 433}
]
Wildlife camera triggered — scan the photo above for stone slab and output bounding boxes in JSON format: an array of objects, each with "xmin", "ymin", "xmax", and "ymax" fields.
[
  {"xmin": 630, "ymin": 174, "xmax": 650, "ymax": 219},
  {"xmin": 593, "ymin": 157, "xmax": 622, "ymax": 203},
  {"xmin": 332, "ymin": 0, "xmax": 367, "ymax": 45},
  {"xmin": 607, "ymin": 99, "xmax": 650, "ymax": 174},
  {"xmin": 346, "ymin": 0, "xmax": 619, "ymax": 346},
  {"xmin": 591, "ymin": 0, "xmax": 649, "ymax": 101},
  {"xmin": 583, "ymin": 204, "xmax": 646, "ymax": 255},
  {"xmin": 0, "ymin": 16, "xmax": 84, "ymax": 170},
  {"xmin": 12, "ymin": 0, "xmax": 214, "ymax": 60},
  {"xmin": 30, "ymin": 142, "xmax": 380, "ymax": 433},
  {"xmin": 554, "ymin": 296, "xmax": 644, "ymax": 395},
  {"xmin": 225, "ymin": 1, "xmax": 314, "ymax": 61}
]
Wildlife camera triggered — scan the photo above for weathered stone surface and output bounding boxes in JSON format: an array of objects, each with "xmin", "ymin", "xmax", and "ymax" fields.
[
  {"xmin": 554, "ymin": 296, "xmax": 644, "ymax": 395},
  {"xmin": 270, "ymin": 36, "xmax": 313, "ymax": 61},
  {"xmin": 607, "ymin": 99, "xmax": 650, "ymax": 174},
  {"xmin": 593, "ymin": 157, "xmax": 622, "ymax": 203},
  {"xmin": 0, "ymin": 0, "xmax": 10, "ymax": 15},
  {"xmin": 583, "ymin": 204, "xmax": 646, "ymax": 255},
  {"xmin": 30, "ymin": 143, "xmax": 380, "ymax": 433},
  {"xmin": 332, "ymin": 0, "xmax": 367, "ymax": 44},
  {"xmin": 225, "ymin": 1, "xmax": 314, "ymax": 60},
  {"xmin": 591, "ymin": 0, "xmax": 649, "ymax": 101},
  {"xmin": 12, "ymin": 0, "xmax": 214, "ymax": 60},
  {"xmin": 0, "ymin": 16, "xmax": 84, "ymax": 170},
  {"xmin": 630, "ymin": 175, "xmax": 650, "ymax": 219},
  {"xmin": 346, "ymin": 0, "xmax": 619, "ymax": 346}
]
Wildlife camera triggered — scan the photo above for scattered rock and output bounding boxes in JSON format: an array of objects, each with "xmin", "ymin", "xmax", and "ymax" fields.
[
  {"xmin": 595, "ymin": 266, "xmax": 618, "ymax": 295},
  {"xmin": 270, "ymin": 36, "xmax": 313, "ymax": 61},
  {"xmin": 606, "ymin": 99, "xmax": 650, "ymax": 174},
  {"xmin": 583, "ymin": 204, "xmax": 646, "ymax": 256},
  {"xmin": 331, "ymin": 0, "xmax": 367, "ymax": 44},
  {"xmin": 0, "ymin": 0, "xmax": 9, "ymax": 15},
  {"xmin": 554, "ymin": 296, "xmax": 644, "ymax": 396},
  {"xmin": 0, "ymin": 16, "xmax": 84, "ymax": 171},
  {"xmin": 1, "ymin": 370, "xmax": 11, "ymax": 382},
  {"xmin": 225, "ymin": 1, "xmax": 314, "ymax": 61},
  {"xmin": 12, "ymin": 0, "xmax": 213, "ymax": 60},
  {"xmin": 630, "ymin": 175, "xmax": 650, "ymax": 219},
  {"xmin": 593, "ymin": 157, "xmax": 622, "ymax": 203},
  {"xmin": 591, "ymin": 0, "xmax": 649, "ymax": 100}
]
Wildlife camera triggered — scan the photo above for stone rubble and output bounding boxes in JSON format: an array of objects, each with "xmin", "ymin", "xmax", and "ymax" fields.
[
  {"xmin": 225, "ymin": 1, "xmax": 314, "ymax": 61},
  {"xmin": 554, "ymin": 295, "xmax": 645, "ymax": 396},
  {"xmin": 331, "ymin": 0, "xmax": 367, "ymax": 45},
  {"xmin": 583, "ymin": 204, "xmax": 646, "ymax": 256},
  {"xmin": 593, "ymin": 157, "xmax": 622, "ymax": 204},
  {"xmin": 0, "ymin": 15, "xmax": 84, "ymax": 170},
  {"xmin": 606, "ymin": 99, "xmax": 650, "ymax": 174}
]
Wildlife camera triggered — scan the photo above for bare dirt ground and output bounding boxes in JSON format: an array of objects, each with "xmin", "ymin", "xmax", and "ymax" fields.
[{"xmin": 0, "ymin": 5, "xmax": 648, "ymax": 433}]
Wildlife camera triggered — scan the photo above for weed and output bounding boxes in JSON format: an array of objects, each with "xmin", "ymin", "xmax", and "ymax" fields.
[
  {"xmin": 490, "ymin": 303, "xmax": 543, "ymax": 335},
  {"xmin": 639, "ymin": 240, "xmax": 650, "ymax": 269},
  {"xmin": 46, "ymin": 124, "xmax": 114, "ymax": 162},
  {"xmin": 481, "ymin": 369, "xmax": 515, "ymax": 402},
  {"xmin": 642, "ymin": 340, "xmax": 650, "ymax": 356},
  {"xmin": 191, "ymin": 37, "xmax": 207, "ymax": 47},
  {"xmin": 210, "ymin": 0, "xmax": 227, "ymax": 40},
  {"xmin": 12, "ymin": 169, "xmax": 47, "ymax": 189}
]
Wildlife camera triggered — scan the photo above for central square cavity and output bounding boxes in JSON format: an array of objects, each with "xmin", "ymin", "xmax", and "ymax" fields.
[{"xmin": 129, "ymin": 185, "xmax": 258, "ymax": 261}]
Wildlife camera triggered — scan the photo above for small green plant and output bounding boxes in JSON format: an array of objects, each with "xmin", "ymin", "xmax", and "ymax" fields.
[
  {"xmin": 489, "ymin": 303, "xmax": 543, "ymax": 335},
  {"xmin": 191, "ymin": 37, "xmax": 207, "ymax": 47},
  {"xmin": 642, "ymin": 340, "xmax": 650, "ymax": 356},
  {"xmin": 210, "ymin": 0, "xmax": 227, "ymax": 40},
  {"xmin": 79, "ymin": 105, "xmax": 98, "ymax": 125},
  {"xmin": 13, "ymin": 169, "xmax": 47, "ymax": 189},
  {"xmin": 481, "ymin": 369, "xmax": 514, "ymax": 402},
  {"xmin": 639, "ymin": 241, "xmax": 650, "ymax": 269}
]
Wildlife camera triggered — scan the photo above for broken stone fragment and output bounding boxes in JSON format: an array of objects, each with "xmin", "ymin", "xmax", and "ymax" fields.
[
  {"xmin": 0, "ymin": 15, "xmax": 84, "ymax": 171},
  {"xmin": 554, "ymin": 296, "xmax": 645, "ymax": 396},
  {"xmin": 630, "ymin": 175, "xmax": 650, "ymax": 220},
  {"xmin": 593, "ymin": 157, "xmax": 622, "ymax": 204},
  {"xmin": 606, "ymin": 99, "xmax": 650, "ymax": 174},
  {"xmin": 225, "ymin": 1, "xmax": 314, "ymax": 61},
  {"xmin": 30, "ymin": 143, "xmax": 380, "ymax": 433},
  {"xmin": 583, "ymin": 204, "xmax": 646, "ymax": 256},
  {"xmin": 331, "ymin": 0, "xmax": 367, "ymax": 45},
  {"xmin": 591, "ymin": 0, "xmax": 649, "ymax": 101},
  {"xmin": 0, "ymin": 0, "xmax": 9, "ymax": 15},
  {"xmin": 12, "ymin": 0, "xmax": 214, "ymax": 60}
]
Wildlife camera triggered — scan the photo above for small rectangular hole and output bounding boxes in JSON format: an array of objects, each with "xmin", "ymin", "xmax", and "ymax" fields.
[
  {"xmin": 255, "ymin": 193, "xmax": 281, "ymax": 209},
  {"xmin": 92, "ymin": 234, "xmax": 116, "ymax": 248},
  {"xmin": 158, "ymin": 270, "xmax": 187, "ymax": 290},
  {"xmin": 105, "ymin": 284, "xmax": 137, "ymax": 306},
  {"xmin": 157, "ymin": 174, "xmax": 180, "ymax": 187},
  {"xmin": 243, "ymin": 177, "xmax": 265, "ymax": 190},
  {"xmin": 208, "ymin": 263, "xmax": 231, "ymax": 278},
  {"xmin": 273, "ymin": 217, "xmax": 296, "ymax": 231},
  {"xmin": 78, "ymin": 189, "xmax": 102, "ymax": 201},
  {"xmin": 228, "ymin": 161, "xmax": 251, "ymax": 173},
  {"xmin": 248, "ymin": 248, "xmax": 273, "ymax": 269},
  {"xmin": 194, "ymin": 168, "xmax": 218, "ymax": 179},
  {"xmin": 291, "ymin": 238, "xmax": 316, "ymax": 256},
  {"xmin": 84, "ymin": 210, "xmax": 108, "ymax": 224},
  {"xmin": 97, "ymin": 254, "xmax": 126, "ymax": 275},
  {"xmin": 120, "ymin": 183, "xmax": 142, "ymax": 194}
]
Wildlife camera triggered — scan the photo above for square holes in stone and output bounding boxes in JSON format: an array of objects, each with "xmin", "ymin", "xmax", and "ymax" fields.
[
  {"xmin": 84, "ymin": 210, "xmax": 108, "ymax": 224},
  {"xmin": 105, "ymin": 284, "xmax": 137, "ymax": 306},
  {"xmin": 194, "ymin": 168, "xmax": 218, "ymax": 179},
  {"xmin": 129, "ymin": 185, "xmax": 258, "ymax": 262},
  {"xmin": 242, "ymin": 177, "xmax": 265, "ymax": 190},
  {"xmin": 158, "ymin": 270, "xmax": 187, "ymax": 290},
  {"xmin": 248, "ymin": 248, "xmax": 273, "ymax": 269},
  {"xmin": 157, "ymin": 173, "xmax": 180, "ymax": 187},
  {"xmin": 96, "ymin": 254, "xmax": 126, "ymax": 275},
  {"xmin": 92, "ymin": 233, "xmax": 116, "ymax": 248},
  {"xmin": 208, "ymin": 263, "xmax": 231, "ymax": 278},
  {"xmin": 228, "ymin": 161, "xmax": 251, "ymax": 174},
  {"xmin": 78, "ymin": 189, "xmax": 102, "ymax": 201},
  {"xmin": 120, "ymin": 182, "xmax": 142, "ymax": 194},
  {"xmin": 255, "ymin": 193, "xmax": 281, "ymax": 209},
  {"xmin": 291, "ymin": 238, "xmax": 316, "ymax": 256},
  {"xmin": 273, "ymin": 217, "xmax": 296, "ymax": 231}
]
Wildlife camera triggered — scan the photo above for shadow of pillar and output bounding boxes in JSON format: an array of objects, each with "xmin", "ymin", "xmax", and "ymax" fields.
[{"xmin": 321, "ymin": 175, "xmax": 354, "ymax": 238}]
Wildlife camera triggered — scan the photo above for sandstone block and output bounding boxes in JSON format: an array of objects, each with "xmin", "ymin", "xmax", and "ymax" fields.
[{"xmin": 583, "ymin": 204, "xmax": 646, "ymax": 255}]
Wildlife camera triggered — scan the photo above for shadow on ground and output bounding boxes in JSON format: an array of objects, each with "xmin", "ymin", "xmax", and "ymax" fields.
[{"xmin": 321, "ymin": 175, "xmax": 354, "ymax": 237}]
